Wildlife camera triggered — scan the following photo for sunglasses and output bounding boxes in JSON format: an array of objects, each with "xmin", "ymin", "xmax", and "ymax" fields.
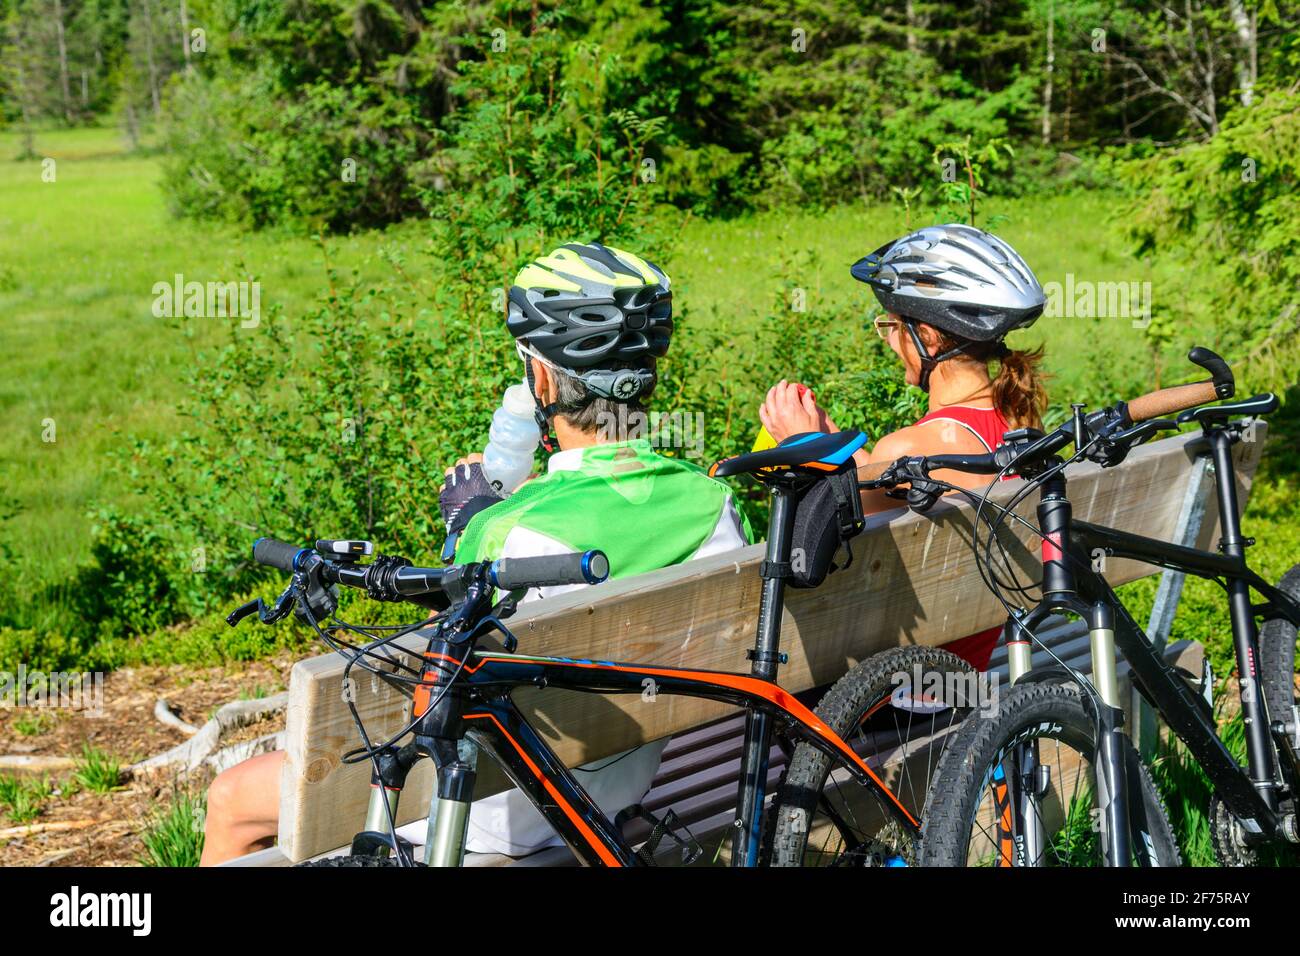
[{"xmin": 873, "ymin": 316, "xmax": 899, "ymax": 341}]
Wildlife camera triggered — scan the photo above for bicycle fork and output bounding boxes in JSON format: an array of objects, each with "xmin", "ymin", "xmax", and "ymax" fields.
[
  {"xmin": 1087, "ymin": 602, "xmax": 1133, "ymax": 867},
  {"xmin": 1004, "ymin": 477, "xmax": 1135, "ymax": 866}
]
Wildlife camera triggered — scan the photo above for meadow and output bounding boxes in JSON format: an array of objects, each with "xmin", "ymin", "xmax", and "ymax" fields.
[
  {"xmin": 0, "ymin": 125, "xmax": 1293, "ymax": 680},
  {"xmin": 1, "ymin": 129, "xmax": 1208, "ymax": 575}
]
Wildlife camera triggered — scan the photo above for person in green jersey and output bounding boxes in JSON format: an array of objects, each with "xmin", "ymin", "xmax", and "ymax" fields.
[
  {"xmin": 199, "ymin": 243, "xmax": 750, "ymax": 865},
  {"xmin": 436, "ymin": 242, "xmax": 751, "ymax": 856}
]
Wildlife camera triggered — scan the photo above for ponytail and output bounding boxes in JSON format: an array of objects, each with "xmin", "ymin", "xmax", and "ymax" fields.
[
  {"xmin": 991, "ymin": 345, "xmax": 1049, "ymax": 431},
  {"xmin": 930, "ymin": 327, "xmax": 1050, "ymax": 430}
]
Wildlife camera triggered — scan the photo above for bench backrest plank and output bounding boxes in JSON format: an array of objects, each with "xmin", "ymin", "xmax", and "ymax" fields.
[{"xmin": 280, "ymin": 429, "xmax": 1263, "ymax": 860}]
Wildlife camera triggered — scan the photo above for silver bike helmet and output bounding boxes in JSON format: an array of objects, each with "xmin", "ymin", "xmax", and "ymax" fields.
[
  {"xmin": 850, "ymin": 224, "xmax": 1045, "ymax": 389},
  {"xmin": 851, "ymin": 223, "xmax": 1044, "ymax": 340}
]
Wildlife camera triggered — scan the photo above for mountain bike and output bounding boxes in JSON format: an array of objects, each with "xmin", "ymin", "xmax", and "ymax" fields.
[
  {"xmin": 860, "ymin": 346, "xmax": 1300, "ymax": 866},
  {"xmin": 227, "ymin": 429, "xmax": 976, "ymax": 867}
]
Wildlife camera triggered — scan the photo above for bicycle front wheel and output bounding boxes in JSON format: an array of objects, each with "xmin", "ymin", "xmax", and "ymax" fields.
[
  {"xmin": 919, "ymin": 681, "xmax": 1181, "ymax": 866},
  {"xmin": 768, "ymin": 646, "xmax": 979, "ymax": 866}
]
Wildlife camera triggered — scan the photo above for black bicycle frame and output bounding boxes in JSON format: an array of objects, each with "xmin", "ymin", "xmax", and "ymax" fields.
[
  {"xmin": 1009, "ymin": 426, "xmax": 1300, "ymax": 857},
  {"xmin": 405, "ymin": 642, "xmax": 919, "ymax": 866}
]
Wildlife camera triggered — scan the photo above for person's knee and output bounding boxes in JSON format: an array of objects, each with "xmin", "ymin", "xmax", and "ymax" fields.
[
  {"xmin": 206, "ymin": 751, "xmax": 283, "ymax": 829},
  {"xmin": 205, "ymin": 765, "xmax": 242, "ymax": 824}
]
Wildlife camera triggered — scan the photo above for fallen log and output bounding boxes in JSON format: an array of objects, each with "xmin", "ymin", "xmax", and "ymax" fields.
[
  {"xmin": 153, "ymin": 699, "xmax": 201, "ymax": 736},
  {"xmin": 0, "ymin": 819, "xmax": 97, "ymax": 839},
  {"xmin": 0, "ymin": 755, "xmax": 77, "ymax": 773},
  {"xmin": 130, "ymin": 692, "xmax": 288, "ymax": 776}
]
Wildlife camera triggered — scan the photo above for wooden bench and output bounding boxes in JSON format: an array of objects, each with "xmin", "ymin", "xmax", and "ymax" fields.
[{"xmin": 254, "ymin": 428, "xmax": 1264, "ymax": 865}]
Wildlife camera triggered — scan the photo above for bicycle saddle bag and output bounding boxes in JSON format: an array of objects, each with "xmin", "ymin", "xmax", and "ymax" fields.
[{"xmin": 788, "ymin": 469, "xmax": 865, "ymax": 589}]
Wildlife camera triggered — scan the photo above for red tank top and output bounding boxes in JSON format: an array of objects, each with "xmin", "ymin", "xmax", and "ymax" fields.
[
  {"xmin": 913, "ymin": 404, "xmax": 1011, "ymax": 453},
  {"xmin": 913, "ymin": 404, "xmax": 1011, "ymax": 671}
]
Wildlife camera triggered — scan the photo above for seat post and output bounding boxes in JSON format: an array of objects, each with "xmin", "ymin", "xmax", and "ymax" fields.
[
  {"xmin": 731, "ymin": 484, "xmax": 796, "ymax": 867},
  {"xmin": 751, "ymin": 485, "xmax": 796, "ymax": 680}
]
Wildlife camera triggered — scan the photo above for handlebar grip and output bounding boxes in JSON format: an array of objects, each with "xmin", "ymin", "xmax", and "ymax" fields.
[
  {"xmin": 489, "ymin": 551, "xmax": 610, "ymax": 591},
  {"xmin": 1125, "ymin": 380, "xmax": 1219, "ymax": 423},
  {"xmin": 252, "ymin": 537, "xmax": 307, "ymax": 572}
]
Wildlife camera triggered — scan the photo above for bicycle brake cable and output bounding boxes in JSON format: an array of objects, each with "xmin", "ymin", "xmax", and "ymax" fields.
[{"xmin": 917, "ymin": 440, "xmax": 1111, "ymax": 705}]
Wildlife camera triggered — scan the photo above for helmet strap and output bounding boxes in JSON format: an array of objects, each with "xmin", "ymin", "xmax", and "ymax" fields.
[
  {"xmin": 903, "ymin": 319, "xmax": 971, "ymax": 393},
  {"xmin": 523, "ymin": 352, "xmax": 559, "ymax": 453}
]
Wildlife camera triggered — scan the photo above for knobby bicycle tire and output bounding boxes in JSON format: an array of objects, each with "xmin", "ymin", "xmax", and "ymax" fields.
[
  {"xmin": 769, "ymin": 645, "xmax": 977, "ymax": 867},
  {"xmin": 919, "ymin": 680, "xmax": 1181, "ymax": 867},
  {"xmin": 1258, "ymin": 562, "xmax": 1300, "ymax": 753}
]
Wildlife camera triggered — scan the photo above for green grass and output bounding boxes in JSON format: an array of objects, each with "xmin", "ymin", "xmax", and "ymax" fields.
[
  {"xmin": 0, "ymin": 127, "xmax": 1210, "ymax": 603},
  {"xmin": 73, "ymin": 743, "xmax": 123, "ymax": 794},
  {"xmin": 671, "ymin": 192, "xmax": 1220, "ymax": 406},
  {"xmin": 0, "ymin": 124, "xmax": 1293, "ymax": 678},
  {"xmin": 1152, "ymin": 705, "xmax": 1300, "ymax": 867},
  {"xmin": 139, "ymin": 789, "xmax": 205, "ymax": 867},
  {"xmin": 0, "ymin": 125, "xmax": 426, "ymax": 625},
  {"xmin": 0, "ymin": 773, "xmax": 53, "ymax": 824},
  {"xmin": 11, "ymin": 711, "xmax": 56, "ymax": 737}
]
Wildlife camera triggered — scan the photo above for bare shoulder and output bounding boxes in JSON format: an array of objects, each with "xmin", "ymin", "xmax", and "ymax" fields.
[
  {"xmin": 868, "ymin": 426, "xmax": 929, "ymax": 462},
  {"xmin": 870, "ymin": 420, "xmax": 988, "ymax": 460}
]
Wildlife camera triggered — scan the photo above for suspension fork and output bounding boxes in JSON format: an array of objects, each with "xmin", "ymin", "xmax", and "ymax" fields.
[
  {"xmin": 412, "ymin": 632, "xmax": 478, "ymax": 867},
  {"xmin": 1007, "ymin": 477, "xmax": 1133, "ymax": 864},
  {"xmin": 1000, "ymin": 475, "xmax": 1083, "ymax": 867},
  {"xmin": 1042, "ymin": 475, "xmax": 1131, "ymax": 864},
  {"xmin": 1003, "ymin": 611, "xmax": 1048, "ymax": 866},
  {"xmin": 421, "ymin": 736, "xmax": 479, "ymax": 867},
  {"xmin": 1087, "ymin": 601, "xmax": 1132, "ymax": 867},
  {"xmin": 354, "ymin": 741, "xmax": 422, "ymax": 857},
  {"xmin": 732, "ymin": 486, "xmax": 795, "ymax": 867}
]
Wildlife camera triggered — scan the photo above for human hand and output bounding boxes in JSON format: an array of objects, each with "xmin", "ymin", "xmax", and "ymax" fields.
[
  {"xmin": 439, "ymin": 454, "xmax": 500, "ymax": 534},
  {"xmin": 758, "ymin": 381, "xmax": 837, "ymax": 443}
]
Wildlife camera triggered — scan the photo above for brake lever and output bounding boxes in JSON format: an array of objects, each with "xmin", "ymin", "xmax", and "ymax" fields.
[
  {"xmin": 1088, "ymin": 417, "xmax": 1177, "ymax": 467},
  {"xmin": 858, "ymin": 456, "xmax": 910, "ymax": 492},
  {"xmin": 226, "ymin": 584, "xmax": 296, "ymax": 627},
  {"xmin": 1117, "ymin": 417, "xmax": 1177, "ymax": 444},
  {"xmin": 906, "ymin": 482, "xmax": 944, "ymax": 513},
  {"xmin": 491, "ymin": 589, "xmax": 526, "ymax": 622},
  {"xmin": 469, "ymin": 611, "xmax": 520, "ymax": 654},
  {"xmin": 867, "ymin": 457, "xmax": 945, "ymax": 513}
]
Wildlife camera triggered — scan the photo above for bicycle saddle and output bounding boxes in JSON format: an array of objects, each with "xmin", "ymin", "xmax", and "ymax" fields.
[
  {"xmin": 709, "ymin": 430, "xmax": 868, "ymax": 479},
  {"xmin": 1177, "ymin": 392, "xmax": 1279, "ymax": 425}
]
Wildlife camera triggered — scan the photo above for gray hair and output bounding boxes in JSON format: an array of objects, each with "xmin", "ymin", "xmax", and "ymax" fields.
[{"xmin": 552, "ymin": 359, "xmax": 655, "ymax": 434}]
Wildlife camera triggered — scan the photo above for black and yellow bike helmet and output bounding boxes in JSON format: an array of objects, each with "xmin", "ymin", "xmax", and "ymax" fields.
[{"xmin": 507, "ymin": 243, "xmax": 672, "ymax": 402}]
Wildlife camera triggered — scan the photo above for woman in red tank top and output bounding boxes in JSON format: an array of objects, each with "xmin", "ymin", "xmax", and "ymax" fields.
[{"xmin": 760, "ymin": 224, "xmax": 1049, "ymax": 670}]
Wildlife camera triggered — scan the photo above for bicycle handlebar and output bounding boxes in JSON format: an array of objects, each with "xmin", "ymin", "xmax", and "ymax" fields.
[
  {"xmin": 253, "ymin": 537, "xmax": 307, "ymax": 572},
  {"xmin": 1124, "ymin": 345, "xmax": 1234, "ymax": 423},
  {"xmin": 252, "ymin": 536, "xmax": 608, "ymax": 602},
  {"xmin": 1124, "ymin": 379, "xmax": 1220, "ymax": 423},
  {"xmin": 490, "ymin": 552, "xmax": 610, "ymax": 590},
  {"xmin": 908, "ymin": 452, "xmax": 1006, "ymax": 475},
  {"xmin": 862, "ymin": 346, "xmax": 1239, "ymax": 496}
]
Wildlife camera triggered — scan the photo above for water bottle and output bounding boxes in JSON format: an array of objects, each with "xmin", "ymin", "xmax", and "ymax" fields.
[{"xmin": 481, "ymin": 383, "xmax": 541, "ymax": 496}]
